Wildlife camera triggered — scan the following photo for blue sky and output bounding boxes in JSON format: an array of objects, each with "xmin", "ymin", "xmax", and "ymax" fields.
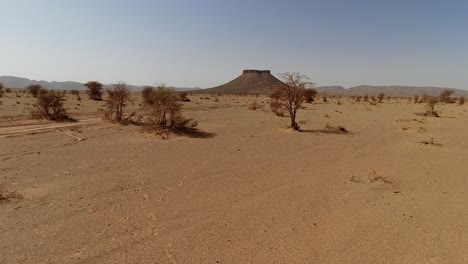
[{"xmin": 1, "ymin": 0, "xmax": 468, "ymax": 89}]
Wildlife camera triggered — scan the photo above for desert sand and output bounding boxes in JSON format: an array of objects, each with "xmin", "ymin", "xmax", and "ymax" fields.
[{"xmin": 1, "ymin": 92, "xmax": 468, "ymax": 263}]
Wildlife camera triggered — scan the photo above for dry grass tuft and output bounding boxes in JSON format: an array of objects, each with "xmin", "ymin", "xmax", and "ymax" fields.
[
  {"xmin": 323, "ymin": 124, "xmax": 348, "ymax": 133},
  {"xmin": 0, "ymin": 184, "xmax": 24, "ymax": 203},
  {"xmin": 419, "ymin": 137, "xmax": 442, "ymax": 146},
  {"xmin": 248, "ymin": 101, "xmax": 261, "ymax": 110},
  {"xmin": 368, "ymin": 170, "xmax": 392, "ymax": 184}
]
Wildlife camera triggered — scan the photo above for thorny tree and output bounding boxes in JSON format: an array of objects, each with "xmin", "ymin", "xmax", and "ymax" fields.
[
  {"xmin": 105, "ymin": 82, "xmax": 132, "ymax": 121},
  {"xmin": 271, "ymin": 73, "xmax": 315, "ymax": 130}
]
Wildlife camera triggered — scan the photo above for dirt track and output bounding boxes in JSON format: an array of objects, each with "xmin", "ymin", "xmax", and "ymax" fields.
[{"xmin": 0, "ymin": 118, "xmax": 102, "ymax": 138}]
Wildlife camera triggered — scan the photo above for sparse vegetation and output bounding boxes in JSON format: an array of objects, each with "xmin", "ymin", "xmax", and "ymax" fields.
[
  {"xmin": 439, "ymin": 90, "xmax": 454, "ymax": 104},
  {"xmin": 248, "ymin": 101, "xmax": 261, "ymax": 110},
  {"xmin": 0, "ymin": 83, "xmax": 3, "ymax": 97},
  {"xmin": 32, "ymin": 90, "xmax": 72, "ymax": 121},
  {"xmin": 303, "ymin": 88, "xmax": 317, "ymax": 103},
  {"xmin": 420, "ymin": 137, "xmax": 442, "ymax": 146},
  {"xmin": 425, "ymin": 96, "xmax": 439, "ymax": 117},
  {"xmin": 26, "ymin": 84, "xmax": 42, "ymax": 97},
  {"xmin": 0, "ymin": 184, "xmax": 24, "ymax": 203},
  {"xmin": 271, "ymin": 72, "xmax": 314, "ymax": 130},
  {"xmin": 142, "ymin": 86, "xmax": 155, "ymax": 105},
  {"xmin": 105, "ymin": 82, "xmax": 132, "ymax": 122},
  {"xmin": 179, "ymin": 92, "xmax": 190, "ymax": 102},
  {"xmin": 143, "ymin": 85, "xmax": 198, "ymax": 134},
  {"xmin": 458, "ymin": 96, "xmax": 465, "ymax": 105},
  {"xmin": 270, "ymin": 100, "xmax": 285, "ymax": 116},
  {"xmin": 368, "ymin": 170, "xmax": 392, "ymax": 184},
  {"xmin": 84, "ymin": 81, "xmax": 104, "ymax": 101},
  {"xmin": 378, "ymin": 93, "xmax": 385, "ymax": 103},
  {"xmin": 323, "ymin": 123, "xmax": 348, "ymax": 134}
]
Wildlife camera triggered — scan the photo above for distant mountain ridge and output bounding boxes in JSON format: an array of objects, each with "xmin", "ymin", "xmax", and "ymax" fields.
[
  {"xmin": 0, "ymin": 76, "xmax": 200, "ymax": 92},
  {"xmin": 315, "ymin": 85, "xmax": 468, "ymax": 97}
]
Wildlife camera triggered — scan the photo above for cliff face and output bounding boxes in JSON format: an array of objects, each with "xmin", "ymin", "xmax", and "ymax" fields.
[{"xmin": 197, "ymin": 70, "xmax": 284, "ymax": 95}]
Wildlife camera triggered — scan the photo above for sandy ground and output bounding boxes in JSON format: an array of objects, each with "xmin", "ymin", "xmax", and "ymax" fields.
[{"xmin": 1, "ymin": 93, "xmax": 468, "ymax": 263}]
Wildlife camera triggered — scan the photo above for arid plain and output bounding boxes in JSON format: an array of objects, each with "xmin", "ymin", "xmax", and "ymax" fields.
[{"xmin": 1, "ymin": 92, "xmax": 468, "ymax": 263}]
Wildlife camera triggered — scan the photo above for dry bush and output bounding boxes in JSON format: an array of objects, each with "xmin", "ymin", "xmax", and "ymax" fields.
[
  {"xmin": 323, "ymin": 123, "xmax": 348, "ymax": 133},
  {"xmin": 0, "ymin": 184, "xmax": 24, "ymax": 203},
  {"xmin": 420, "ymin": 94, "xmax": 430, "ymax": 103},
  {"xmin": 322, "ymin": 95, "xmax": 327, "ymax": 103},
  {"xmin": 144, "ymin": 85, "xmax": 198, "ymax": 133},
  {"xmin": 368, "ymin": 170, "xmax": 392, "ymax": 184},
  {"xmin": 0, "ymin": 83, "xmax": 3, "ymax": 97},
  {"xmin": 271, "ymin": 73, "xmax": 314, "ymax": 130},
  {"xmin": 32, "ymin": 90, "xmax": 73, "ymax": 121},
  {"xmin": 270, "ymin": 100, "xmax": 286, "ymax": 116},
  {"xmin": 26, "ymin": 84, "xmax": 42, "ymax": 97},
  {"xmin": 179, "ymin": 92, "xmax": 190, "ymax": 102},
  {"xmin": 419, "ymin": 137, "xmax": 441, "ymax": 146},
  {"xmin": 84, "ymin": 81, "xmax": 103, "ymax": 100},
  {"xmin": 363, "ymin": 94, "xmax": 369, "ymax": 102},
  {"xmin": 105, "ymin": 82, "xmax": 132, "ymax": 122},
  {"xmin": 413, "ymin": 95, "xmax": 419, "ymax": 104},
  {"xmin": 248, "ymin": 101, "xmax": 261, "ymax": 110},
  {"xmin": 355, "ymin": 96, "xmax": 362, "ymax": 103},
  {"xmin": 458, "ymin": 96, "xmax": 465, "ymax": 105},
  {"xmin": 439, "ymin": 90, "xmax": 454, "ymax": 104},
  {"xmin": 303, "ymin": 88, "xmax": 317, "ymax": 103},
  {"xmin": 142, "ymin": 86, "xmax": 155, "ymax": 105},
  {"xmin": 378, "ymin": 93, "xmax": 385, "ymax": 103},
  {"xmin": 424, "ymin": 96, "xmax": 439, "ymax": 117}
]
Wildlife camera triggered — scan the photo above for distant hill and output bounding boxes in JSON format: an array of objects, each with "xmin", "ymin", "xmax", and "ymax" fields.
[
  {"xmin": 0, "ymin": 76, "xmax": 200, "ymax": 92},
  {"xmin": 196, "ymin": 70, "xmax": 284, "ymax": 94},
  {"xmin": 316, "ymin": 85, "xmax": 468, "ymax": 97}
]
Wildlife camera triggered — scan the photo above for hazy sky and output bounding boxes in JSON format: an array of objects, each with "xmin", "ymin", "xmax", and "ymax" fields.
[{"xmin": 1, "ymin": 0, "xmax": 468, "ymax": 89}]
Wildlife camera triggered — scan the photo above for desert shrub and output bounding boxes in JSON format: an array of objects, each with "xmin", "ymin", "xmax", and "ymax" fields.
[
  {"xmin": 70, "ymin": 89, "xmax": 79, "ymax": 96},
  {"xmin": 458, "ymin": 96, "xmax": 465, "ymax": 105},
  {"xmin": 142, "ymin": 86, "xmax": 155, "ymax": 104},
  {"xmin": 144, "ymin": 85, "xmax": 197, "ymax": 131},
  {"xmin": 0, "ymin": 83, "xmax": 3, "ymax": 97},
  {"xmin": 322, "ymin": 95, "xmax": 327, "ymax": 103},
  {"xmin": 105, "ymin": 82, "xmax": 132, "ymax": 122},
  {"xmin": 387, "ymin": 96, "xmax": 391, "ymax": 101},
  {"xmin": 271, "ymin": 73, "xmax": 314, "ymax": 130},
  {"xmin": 378, "ymin": 93, "xmax": 385, "ymax": 103},
  {"xmin": 424, "ymin": 96, "xmax": 439, "ymax": 117},
  {"xmin": 363, "ymin": 94, "xmax": 369, "ymax": 102},
  {"xmin": 178, "ymin": 92, "xmax": 190, "ymax": 102},
  {"xmin": 439, "ymin": 90, "xmax": 454, "ymax": 104},
  {"xmin": 413, "ymin": 95, "xmax": 419, "ymax": 103},
  {"xmin": 84, "ymin": 81, "xmax": 103, "ymax": 100},
  {"xmin": 303, "ymin": 88, "xmax": 317, "ymax": 103},
  {"xmin": 248, "ymin": 101, "xmax": 261, "ymax": 110},
  {"xmin": 269, "ymin": 99, "xmax": 286, "ymax": 116},
  {"xmin": 322, "ymin": 124, "xmax": 348, "ymax": 134},
  {"xmin": 355, "ymin": 96, "xmax": 362, "ymax": 103},
  {"xmin": 32, "ymin": 90, "xmax": 71, "ymax": 121},
  {"xmin": 26, "ymin": 84, "xmax": 42, "ymax": 97},
  {"xmin": 0, "ymin": 184, "xmax": 24, "ymax": 203}
]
